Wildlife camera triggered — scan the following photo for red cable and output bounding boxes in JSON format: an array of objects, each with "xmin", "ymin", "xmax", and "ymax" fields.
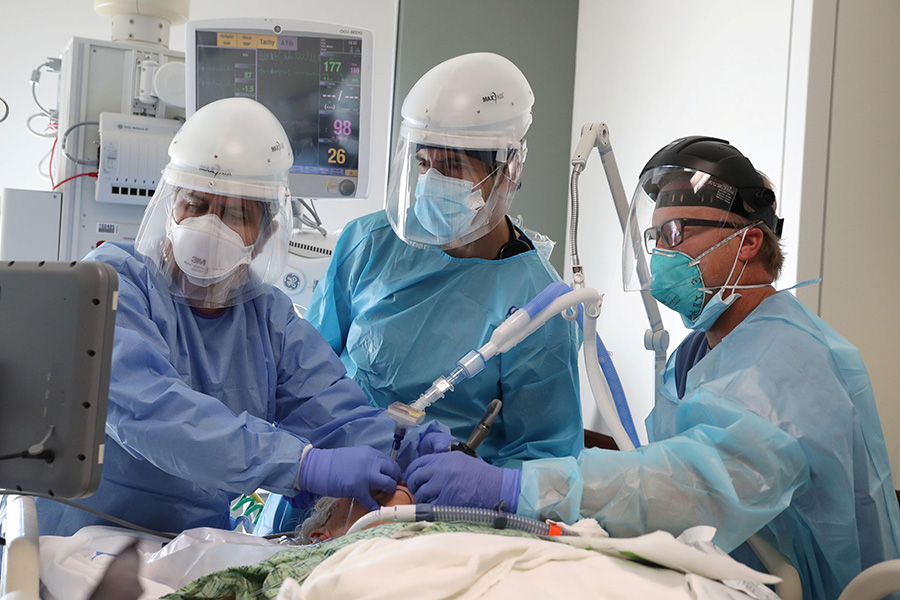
[
  {"xmin": 49, "ymin": 135, "xmax": 58, "ymax": 189},
  {"xmin": 52, "ymin": 172, "xmax": 98, "ymax": 191}
]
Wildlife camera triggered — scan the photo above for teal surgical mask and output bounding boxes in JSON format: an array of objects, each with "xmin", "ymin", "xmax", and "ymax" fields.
[
  {"xmin": 650, "ymin": 224, "xmax": 768, "ymax": 331},
  {"xmin": 682, "ymin": 286, "xmax": 741, "ymax": 332},
  {"xmin": 414, "ymin": 168, "xmax": 486, "ymax": 239}
]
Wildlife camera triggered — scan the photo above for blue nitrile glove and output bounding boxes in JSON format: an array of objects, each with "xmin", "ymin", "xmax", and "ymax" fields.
[
  {"xmin": 298, "ymin": 447, "xmax": 401, "ymax": 511},
  {"xmin": 417, "ymin": 421, "xmax": 456, "ymax": 456},
  {"xmin": 403, "ymin": 451, "xmax": 522, "ymax": 512}
]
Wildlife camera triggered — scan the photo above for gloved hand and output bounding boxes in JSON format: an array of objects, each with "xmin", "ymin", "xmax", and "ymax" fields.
[
  {"xmin": 417, "ymin": 423, "xmax": 456, "ymax": 457},
  {"xmin": 403, "ymin": 451, "xmax": 522, "ymax": 512},
  {"xmin": 389, "ymin": 419, "xmax": 451, "ymax": 468},
  {"xmin": 298, "ymin": 446, "xmax": 401, "ymax": 511}
]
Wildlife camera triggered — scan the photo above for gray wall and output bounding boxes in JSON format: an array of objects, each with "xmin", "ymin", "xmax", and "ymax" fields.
[
  {"xmin": 819, "ymin": 0, "xmax": 900, "ymax": 477},
  {"xmin": 393, "ymin": 0, "xmax": 579, "ymax": 273}
]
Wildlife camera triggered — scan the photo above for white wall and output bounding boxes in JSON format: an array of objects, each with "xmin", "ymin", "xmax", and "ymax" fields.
[
  {"xmin": 572, "ymin": 0, "xmax": 900, "ymax": 482},
  {"xmin": 570, "ymin": 1, "xmax": 793, "ymax": 438},
  {"xmin": 0, "ymin": 0, "xmax": 399, "ymax": 231}
]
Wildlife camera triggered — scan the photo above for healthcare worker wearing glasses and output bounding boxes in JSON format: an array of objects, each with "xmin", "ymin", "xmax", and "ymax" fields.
[
  {"xmin": 256, "ymin": 52, "xmax": 583, "ymax": 535},
  {"xmin": 37, "ymin": 98, "xmax": 435, "ymax": 537},
  {"xmin": 406, "ymin": 136, "xmax": 900, "ymax": 600}
]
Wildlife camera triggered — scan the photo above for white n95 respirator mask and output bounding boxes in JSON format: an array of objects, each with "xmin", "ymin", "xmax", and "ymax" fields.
[{"xmin": 167, "ymin": 214, "xmax": 254, "ymax": 285}]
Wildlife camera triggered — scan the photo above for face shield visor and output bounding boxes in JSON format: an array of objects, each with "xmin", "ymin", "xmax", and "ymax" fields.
[
  {"xmin": 622, "ymin": 165, "xmax": 752, "ymax": 296},
  {"xmin": 134, "ymin": 165, "xmax": 291, "ymax": 309},
  {"xmin": 385, "ymin": 124, "xmax": 526, "ymax": 250}
]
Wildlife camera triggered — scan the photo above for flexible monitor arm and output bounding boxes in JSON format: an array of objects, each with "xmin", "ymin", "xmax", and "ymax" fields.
[{"xmin": 569, "ymin": 122, "xmax": 669, "ymax": 402}]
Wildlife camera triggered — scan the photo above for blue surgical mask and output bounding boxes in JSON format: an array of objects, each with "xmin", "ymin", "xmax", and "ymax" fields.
[
  {"xmin": 681, "ymin": 288, "xmax": 740, "ymax": 331},
  {"xmin": 414, "ymin": 168, "xmax": 486, "ymax": 239},
  {"xmin": 649, "ymin": 224, "xmax": 767, "ymax": 331}
]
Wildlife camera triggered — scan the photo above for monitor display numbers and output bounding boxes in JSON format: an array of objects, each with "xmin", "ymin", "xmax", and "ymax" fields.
[
  {"xmin": 234, "ymin": 63, "xmax": 255, "ymax": 96},
  {"xmin": 194, "ymin": 30, "xmax": 364, "ymax": 179},
  {"xmin": 317, "ymin": 39, "xmax": 361, "ymax": 176}
]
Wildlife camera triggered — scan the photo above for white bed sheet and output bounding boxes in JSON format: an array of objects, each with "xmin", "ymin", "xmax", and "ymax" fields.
[
  {"xmin": 39, "ymin": 526, "xmax": 284, "ymax": 600},
  {"xmin": 37, "ymin": 524, "xmax": 780, "ymax": 600},
  {"xmin": 275, "ymin": 528, "xmax": 776, "ymax": 600}
]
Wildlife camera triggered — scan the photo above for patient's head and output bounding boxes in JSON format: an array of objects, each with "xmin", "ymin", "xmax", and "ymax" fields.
[{"xmin": 298, "ymin": 485, "xmax": 414, "ymax": 544}]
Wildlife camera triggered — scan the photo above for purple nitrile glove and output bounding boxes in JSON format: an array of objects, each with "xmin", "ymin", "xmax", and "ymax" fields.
[
  {"xmin": 403, "ymin": 451, "xmax": 521, "ymax": 512},
  {"xmin": 298, "ymin": 446, "xmax": 400, "ymax": 511},
  {"xmin": 417, "ymin": 422, "xmax": 456, "ymax": 457}
]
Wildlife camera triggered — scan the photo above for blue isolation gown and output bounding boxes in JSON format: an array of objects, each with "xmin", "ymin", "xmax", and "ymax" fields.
[
  {"xmin": 306, "ymin": 210, "xmax": 583, "ymax": 463},
  {"xmin": 257, "ymin": 210, "xmax": 583, "ymax": 534},
  {"xmin": 37, "ymin": 243, "xmax": 417, "ymax": 537},
  {"xmin": 519, "ymin": 291, "xmax": 900, "ymax": 600}
]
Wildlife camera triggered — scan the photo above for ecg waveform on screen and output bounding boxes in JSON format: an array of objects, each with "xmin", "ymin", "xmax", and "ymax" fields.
[
  {"xmin": 259, "ymin": 68, "xmax": 318, "ymax": 79},
  {"xmin": 197, "ymin": 64, "xmax": 242, "ymax": 74},
  {"xmin": 258, "ymin": 49, "xmax": 320, "ymax": 64}
]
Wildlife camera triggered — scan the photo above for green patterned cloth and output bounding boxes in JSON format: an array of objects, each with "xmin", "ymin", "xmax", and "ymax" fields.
[{"xmin": 164, "ymin": 522, "xmax": 538, "ymax": 600}]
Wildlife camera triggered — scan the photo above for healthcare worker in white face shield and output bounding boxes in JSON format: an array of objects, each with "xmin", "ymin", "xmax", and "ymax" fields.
[
  {"xmin": 311, "ymin": 52, "xmax": 582, "ymax": 462},
  {"xmin": 405, "ymin": 136, "xmax": 900, "ymax": 600},
  {"xmin": 255, "ymin": 53, "xmax": 582, "ymax": 534},
  {"xmin": 37, "ymin": 97, "xmax": 435, "ymax": 537}
]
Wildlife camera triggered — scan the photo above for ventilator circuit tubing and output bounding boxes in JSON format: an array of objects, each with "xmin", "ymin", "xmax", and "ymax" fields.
[
  {"xmin": 345, "ymin": 504, "xmax": 569, "ymax": 537},
  {"xmin": 398, "ymin": 281, "xmax": 639, "ymax": 452},
  {"xmin": 514, "ymin": 283, "xmax": 637, "ymax": 451},
  {"xmin": 409, "ymin": 281, "xmax": 590, "ymax": 413},
  {"xmin": 473, "ymin": 281, "xmax": 637, "ymax": 450},
  {"xmin": 576, "ymin": 307, "xmax": 641, "ymax": 449}
]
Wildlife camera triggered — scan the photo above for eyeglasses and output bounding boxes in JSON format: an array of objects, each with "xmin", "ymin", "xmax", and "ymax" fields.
[{"xmin": 643, "ymin": 218, "xmax": 744, "ymax": 253}]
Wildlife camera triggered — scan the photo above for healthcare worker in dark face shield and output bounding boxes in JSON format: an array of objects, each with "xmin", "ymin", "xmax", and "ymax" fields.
[{"xmin": 406, "ymin": 136, "xmax": 900, "ymax": 600}]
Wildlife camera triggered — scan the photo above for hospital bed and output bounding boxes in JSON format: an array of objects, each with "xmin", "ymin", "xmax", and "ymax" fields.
[
  {"xmin": 6, "ymin": 493, "xmax": 900, "ymax": 600},
  {"xmin": 0, "ymin": 493, "xmax": 791, "ymax": 600}
]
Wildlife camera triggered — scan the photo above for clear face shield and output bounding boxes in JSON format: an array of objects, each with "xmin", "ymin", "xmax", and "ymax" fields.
[
  {"xmin": 134, "ymin": 165, "xmax": 291, "ymax": 309},
  {"xmin": 622, "ymin": 166, "xmax": 750, "ymax": 297},
  {"xmin": 385, "ymin": 124, "xmax": 526, "ymax": 250}
]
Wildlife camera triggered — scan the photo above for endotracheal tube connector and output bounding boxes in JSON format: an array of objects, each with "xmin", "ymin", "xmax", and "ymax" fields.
[
  {"xmin": 386, "ymin": 402, "xmax": 426, "ymax": 461},
  {"xmin": 407, "ymin": 307, "xmax": 534, "ymax": 416},
  {"xmin": 410, "ymin": 349, "xmax": 486, "ymax": 413},
  {"xmin": 387, "ymin": 350, "xmax": 490, "ymax": 459},
  {"xmin": 387, "ymin": 285, "xmax": 572, "ymax": 457}
]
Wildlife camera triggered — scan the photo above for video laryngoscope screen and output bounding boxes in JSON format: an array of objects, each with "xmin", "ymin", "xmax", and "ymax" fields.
[{"xmin": 195, "ymin": 30, "xmax": 362, "ymax": 178}]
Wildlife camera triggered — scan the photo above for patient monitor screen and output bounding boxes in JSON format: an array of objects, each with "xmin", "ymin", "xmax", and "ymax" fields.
[{"xmin": 194, "ymin": 29, "xmax": 363, "ymax": 191}]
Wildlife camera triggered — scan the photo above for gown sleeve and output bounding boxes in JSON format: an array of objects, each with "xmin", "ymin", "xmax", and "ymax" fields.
[
  {"xmin": 519, "ymin": 321, "xmax": 817, "ymax": 551},
  {"xmin": 108, "ymin": 269, "xmax": 410, "ymax": 497}
]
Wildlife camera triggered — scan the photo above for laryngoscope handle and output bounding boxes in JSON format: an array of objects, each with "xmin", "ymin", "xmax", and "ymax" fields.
[{"xmin": 451, "ymin": 398, "xmax": 502, "ymax": 456}]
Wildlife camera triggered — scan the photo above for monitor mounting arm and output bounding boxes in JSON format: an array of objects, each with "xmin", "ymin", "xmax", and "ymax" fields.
[{"xmin": 569, "ymin": 122, "xmax": 669, "ymax": 402}]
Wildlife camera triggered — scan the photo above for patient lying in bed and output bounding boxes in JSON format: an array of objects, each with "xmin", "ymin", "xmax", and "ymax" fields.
[
  {"xmin": 36, "ymin": 484, "xmax": 781, "ymax": 600},
  {"xmin": 163, "ymin": 489, "xmax": 781, "ymax": 600},
  {"xmin": 298, "ymin": 486, "xmax": 415, "ymax": 544}
]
